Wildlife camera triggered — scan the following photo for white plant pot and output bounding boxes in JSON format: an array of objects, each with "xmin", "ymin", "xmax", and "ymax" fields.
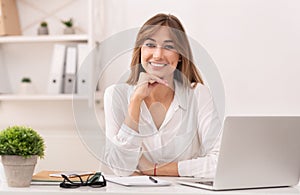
[
  {"xmin": 1, "ymin": 155, "xmax": 37, "ymax": 187},
  {"xmin": 0, "ymin": 162, "xmax": 6, "ymax": 183},
  {"xmin": 37, "ymin": 27, "xmax": 49, "ymax": 35},
  {"xmin": 18, "ymin": 83, "xmax": 36, "ymax": 95},
  {"xmin": 63, "ymin": 27, "xmax": 75, "ymax": 34}
]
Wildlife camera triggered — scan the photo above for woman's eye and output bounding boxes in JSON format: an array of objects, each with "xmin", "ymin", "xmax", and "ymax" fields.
[
  {"xmin": 145, "ymin": 43, "xmax": 156, "ymax": 48},
  {"xmin": 164, "ymin": 45, "xmax": 175, "ymax": 50}
]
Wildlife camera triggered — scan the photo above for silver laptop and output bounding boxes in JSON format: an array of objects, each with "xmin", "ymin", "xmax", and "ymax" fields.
[{"xmin": 177, "ymin": 116, "xmax": 300, "ymax": 190}]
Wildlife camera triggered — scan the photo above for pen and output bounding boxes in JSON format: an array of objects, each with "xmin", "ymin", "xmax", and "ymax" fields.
[{"xmin": 149, "ymin": 176, "xmax": 158, "ymax": 183}]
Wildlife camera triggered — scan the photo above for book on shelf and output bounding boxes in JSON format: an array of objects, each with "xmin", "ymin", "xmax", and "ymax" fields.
[{"xmin": 0, "ymin": 0, "xmax": 21, "ymax": 36}]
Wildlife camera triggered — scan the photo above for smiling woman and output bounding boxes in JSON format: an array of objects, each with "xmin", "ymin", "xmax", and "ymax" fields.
[{"xmin": 104, "ymin": 13, "xmax": 222, "ymax": 178}]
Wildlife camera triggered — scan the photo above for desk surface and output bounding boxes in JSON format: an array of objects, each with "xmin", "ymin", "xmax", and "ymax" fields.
[{"xmin": 1, "ymin": 177, "xmax": 300, "ymax": 195}]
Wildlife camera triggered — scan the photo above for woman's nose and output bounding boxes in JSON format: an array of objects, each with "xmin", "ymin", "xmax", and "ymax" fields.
[{"xmin": 153, "ymin": 47, "xmax": 163, "ymax": 59}]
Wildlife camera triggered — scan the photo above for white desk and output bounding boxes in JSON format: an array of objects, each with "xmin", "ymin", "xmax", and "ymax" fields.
[{"xmin": 1, "ymin": 178, "xmax": 300, "ymax": 195}]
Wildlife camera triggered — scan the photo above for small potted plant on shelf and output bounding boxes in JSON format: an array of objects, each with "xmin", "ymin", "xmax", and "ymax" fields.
[
  {"xmin": 61, "ymin": 18, "xmax": 75, "ymax": 34},
  {"xmin": 0, "ymin": 126, "xmax": 45, "ymax": 187},
  {"xmin": 37, "ymin": 21, "xmax": 49, "ymax": 35},
  {"xmin": 21, "ymin": 77, "xmax": 31, "ymax": 83},
  {"xmin": 18, "ymin": 77, "xmax": 36, "ymax": 94}
]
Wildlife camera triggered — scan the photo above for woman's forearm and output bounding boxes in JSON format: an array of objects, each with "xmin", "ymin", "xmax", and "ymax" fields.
[
  {"xmin": 124, "ymin": 96, "xmax": 143, "ymax": 132},
  {"xmin": 139, "ymin": 158, "xmax": 179, "ymax": 176},
  {"xmin": 156, "ymin": 162, "xmax": 179, "ymax": 176}
]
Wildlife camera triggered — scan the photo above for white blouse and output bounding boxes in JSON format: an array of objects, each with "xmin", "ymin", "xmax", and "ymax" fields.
[{"xmin": 104, "ymin": 80, "xmax": 222, "ymax": 177}]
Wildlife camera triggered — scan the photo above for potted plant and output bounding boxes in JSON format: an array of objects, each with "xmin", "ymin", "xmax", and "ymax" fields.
[
  {"xmin": 21, "ymin": 77, "xmax": 31, "ymax": 83},
  {"xmin": 61, "ymin": 18, "xmax": 75, "ymax": 34},
  {"xmin": 0, "ymin": 126, "xmax": 45, "ymax": 187},
  {"xmin": 37, "ymin": 21, "xmax": 49, "ymax": 35},
  {"xmin": 18, "ymin": 77, "xmax": 35, "ymax": 94}
]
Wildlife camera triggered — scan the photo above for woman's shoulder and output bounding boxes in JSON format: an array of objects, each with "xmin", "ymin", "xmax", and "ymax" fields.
[
  {"xmin": 105, "ymin": 83, "xmax": 131, "ymax": 91},
  {"xmin": 193, "ymin": 83, "xmax": 210, "ymax": 93},
  {"xmin": 191, "ymin": 83, "xmax": 213, "ymax": 102},
  {"xmin": 175, "ymin": 81, "xmax": 212, "ymax": 106},
  {"xmin": 175, "ymin": 81, "xmax": 211, "ymax": 98}
]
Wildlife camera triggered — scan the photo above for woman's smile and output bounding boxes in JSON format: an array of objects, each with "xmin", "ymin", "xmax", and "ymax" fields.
[{"xmin": 148, "ymin": 61, "xmax": 168, "ymax": 70}]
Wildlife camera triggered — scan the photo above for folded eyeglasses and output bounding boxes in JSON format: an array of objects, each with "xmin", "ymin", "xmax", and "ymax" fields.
[{"xmin": 59, "ymin": 172, "xmax": 106, "ymax": 188}]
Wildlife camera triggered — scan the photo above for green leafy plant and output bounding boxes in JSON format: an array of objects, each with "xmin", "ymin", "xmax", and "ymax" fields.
[
  {"xmin": 61, "ymin": 18, "xmax": 73, "ymax": 28},
  {"xmin": 40, "ymin": 21, "xmax": 48, "ymax": 27},
  {"xmin": 0, "ymin": 126, "xmax": 45, "ymax": 158},
  {"xmin": 21, "ymin": 77, "xmax": 31, "ymax": 83}
]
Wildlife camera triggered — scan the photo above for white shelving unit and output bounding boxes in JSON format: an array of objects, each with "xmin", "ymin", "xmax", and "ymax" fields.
[
  {"xmin": 0, "ymin": 34, "xmax": 91, "ymax": 101},
  {"xmin": 0, "ymin": 0, "xmax": 104, "ymax": 173},
  {"xmin": 0, "ymin": 33, "xmax": 90, "ymax": 101},
  {"xmin": 0, "ymin": 34, "xmax": 89, "ymax": 43},
  {"xmin": 0, "ymin": 94, "xmax": 88, "ymax": 101},
  {"xmin": 0, "ymin": 0, "xmax": 95, "ymax": 101},
  {"xmin": 0, "ymin": 0, "xmax": 98, "ymax": 108}
]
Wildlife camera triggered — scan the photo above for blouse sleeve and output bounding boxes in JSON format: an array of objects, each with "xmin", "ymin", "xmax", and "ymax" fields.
[
  {"xmin": 178, "ymin": 86, "xmax": 222, "ymax": 178},
  {"xmin": 104, "ymin": 85, "xmax": 143, "ymax": 176}
]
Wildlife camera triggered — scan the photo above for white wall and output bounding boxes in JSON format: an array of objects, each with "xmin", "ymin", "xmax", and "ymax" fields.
[{"xmin": 96, "ymin": 0, "xmax": 300, "ymax": 116}]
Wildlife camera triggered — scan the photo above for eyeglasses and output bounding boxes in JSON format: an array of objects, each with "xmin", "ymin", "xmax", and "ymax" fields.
[
  {"xmin": 59, "ymin": 172, "xmax": 106, "ymax": 188},
  {"xmin": 142, "ymin": 41, "xmax": 178, "ymax": 53}
]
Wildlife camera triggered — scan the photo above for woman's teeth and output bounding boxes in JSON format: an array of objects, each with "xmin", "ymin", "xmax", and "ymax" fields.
[{"xmin": 150, "ymin": 62, "xmax": 166, "ymax": 67}]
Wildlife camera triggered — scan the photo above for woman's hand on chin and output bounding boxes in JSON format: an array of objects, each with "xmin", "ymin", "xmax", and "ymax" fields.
[{"xmin": 133, "ymin": 72, "xmax": 169, "ymax": 101}]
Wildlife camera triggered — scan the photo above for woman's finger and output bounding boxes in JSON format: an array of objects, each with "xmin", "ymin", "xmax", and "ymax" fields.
[{"xmin": 147, "ymin": 74, "xmax": 169, "ymax": 86}]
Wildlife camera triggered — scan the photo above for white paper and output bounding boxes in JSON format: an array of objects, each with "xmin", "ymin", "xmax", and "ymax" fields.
[{"xmin": 106, "ymin": 176, "xmax": 172, "ymax": 186}]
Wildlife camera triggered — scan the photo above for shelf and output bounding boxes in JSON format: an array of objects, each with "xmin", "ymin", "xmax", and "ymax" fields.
[
  {"xmin": 0, "ymin": 34, "xmax": 89, "ymax": 43},
  {"xmin": 0, "ymin": 94, "xmax": 89, "ymax": 101}
]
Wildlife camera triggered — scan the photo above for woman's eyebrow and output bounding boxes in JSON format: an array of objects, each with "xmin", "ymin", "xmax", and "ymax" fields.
[
  {"xmin": 164, "ymin": 40, "xmax": 174, "ymax": 43},
  {"xmin": 146, "ymin": 38, "xmax": 156, "ymax": 42},
  {"xmin": 145, "ymin": 38, "xmax": 174, "ymax": 43}
]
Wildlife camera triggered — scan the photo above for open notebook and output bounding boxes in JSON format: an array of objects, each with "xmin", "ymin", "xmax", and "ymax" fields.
[{"xmin": 106, "ymin": 176, "xmax": 172, "ymax": 186}]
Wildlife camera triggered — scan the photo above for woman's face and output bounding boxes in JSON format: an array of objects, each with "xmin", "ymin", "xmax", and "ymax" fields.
[{"xmin": 141, "ymin": 26, "xmax": 180, "ymax": 79}]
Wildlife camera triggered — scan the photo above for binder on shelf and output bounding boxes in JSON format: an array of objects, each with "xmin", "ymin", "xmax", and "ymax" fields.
[
  {"xmin": 0, "ymin": 67, "xmax": 11, "ymax": 94},
  {"xmin": 77, "ymin": 44, "xmax": 90, "ymax": 95},
  {"xmin": 0, "ymin": 51, "xmax": 11, "ymax": 94},
  {"xmin": 47, "ymin": 44, "xmax": 66, "ymax": 94},
  {"xmin": 0, "ymin": 0, "xmax": 21, "ymax": 36},
  {"xmin": 63, "ymin": 46, "xmax": 77, "ymax": 94}
]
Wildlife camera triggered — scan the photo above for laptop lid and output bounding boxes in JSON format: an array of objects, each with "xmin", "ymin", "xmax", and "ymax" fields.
[{"xmin": 177, "ymin": 116, "xmax": 300, "ymax": 190}]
